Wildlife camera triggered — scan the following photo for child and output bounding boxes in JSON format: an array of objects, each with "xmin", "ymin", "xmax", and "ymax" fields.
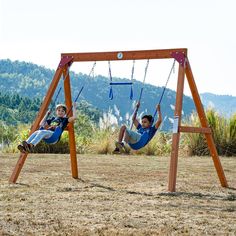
[
  {"xmin": 17, "ymin": 103, "xmax": 77, "ymax": 153},
  {"xmin": 113, "ymin": 102, "xmax": 162, "ymax": 153}
]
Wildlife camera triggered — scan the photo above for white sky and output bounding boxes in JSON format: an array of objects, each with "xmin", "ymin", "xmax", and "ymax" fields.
[{"xmin": 0, "ymin": 0, "xmax": 236, "ymax": 96}]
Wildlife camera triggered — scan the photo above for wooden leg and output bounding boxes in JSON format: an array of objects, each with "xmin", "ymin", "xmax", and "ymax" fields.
[
  {"xmin": 185, "ymin": 60, "xmax": 228, "ymax": 187},
  {"xmin": 168, "ymin": 63, "xmax": 185, "ymax": 192},
  {"xmin": 67, "ymin": 123, "xmax": 78, "ymax": 179},
  {"xmin": 63, "ymin": 68, "xmax": 78, "ymax": 179},
  {"xmin": 9, "ymin": 153, "xmax": 28, "ymax": 183},
  {"xmin": 9, "ymin": 67, "xmax": 63, "ymax": 183}
]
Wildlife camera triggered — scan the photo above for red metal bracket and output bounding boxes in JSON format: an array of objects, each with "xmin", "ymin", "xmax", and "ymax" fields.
[
  {"xmin": 171, "ymin": 51, "xmax": 186, "ymax": 67},
  {"xmin": 58, "ymin": 56, "xmax": 73, "ymax": 69}
]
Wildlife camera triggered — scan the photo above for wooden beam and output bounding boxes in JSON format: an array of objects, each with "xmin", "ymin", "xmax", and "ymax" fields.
[
  {"xmin": 185, "ymin": 59, "xmax": 228, "ymax": 188},
  {"xmin": 61, "ymin": 48, "xmax": 187, "ymax": 62},
  {"xmin": 179, "ymin": 126, "xmax": 212, "ymax": 134},
  {"xmin": 63, "ymin": 68, "xmax": 78, "ymax": 179},
  {"xmin": 30, "ymin": 67, "xmax": 64, "ymax": 133},
  {"xmin": 9, "ymin": 153, "xmax": 28, "ymax": 183},
  {"xmin": 9, "ymin": 67, "xmax": 64, "ymax": 184},
  {"xmin": 168, "ymin": 63, "xmax": 185, "ymax": 192}
]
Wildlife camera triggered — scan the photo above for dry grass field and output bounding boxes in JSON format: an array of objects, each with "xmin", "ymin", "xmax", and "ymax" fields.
[{"xmin": 0, "ymin": 153, "xmax": 236, "ymax": 235}]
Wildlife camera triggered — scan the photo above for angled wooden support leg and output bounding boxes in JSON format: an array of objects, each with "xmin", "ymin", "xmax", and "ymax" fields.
[
  {"xmin": 9, "ymin": 67, "xmax": 64, "ymax": 184},
  {"xmin": 185, "ymin": 59, "xmax": 228, "ymax": 187},
  {"xmin": 63, "ymin": 68, "xmax": 78, "ymax": 179},
  {"xmin": 168, "ymin": 63, "xmax": 185, "ymax": 192},
  {"xmin": 9, "ymin": 153, "xmax": 28, "ymax": 183}
]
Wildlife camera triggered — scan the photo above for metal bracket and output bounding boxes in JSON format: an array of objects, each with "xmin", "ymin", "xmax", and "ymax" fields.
[
  {"xmin": 171, "ymin": 51, "xmax": 186, "ymax": 67},
  {"xmin": 58, "ymin": 56, "xmax": 73, "ymax": 69}
]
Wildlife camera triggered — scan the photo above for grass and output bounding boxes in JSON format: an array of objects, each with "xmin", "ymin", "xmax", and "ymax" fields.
[{"xmin": 0, "ymin": 153, "xmax": 236, "ymax": 235}]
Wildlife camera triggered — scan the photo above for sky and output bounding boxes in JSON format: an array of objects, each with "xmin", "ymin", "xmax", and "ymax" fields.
[{"xmin": 1, "ymin": 0, "xmax": 236, "ymax": 97}]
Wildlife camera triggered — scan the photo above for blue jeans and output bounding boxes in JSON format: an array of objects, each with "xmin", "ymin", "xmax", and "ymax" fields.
[{"xmin": 26, "ymin": 130, "xmax": 54, "ymax": 146}]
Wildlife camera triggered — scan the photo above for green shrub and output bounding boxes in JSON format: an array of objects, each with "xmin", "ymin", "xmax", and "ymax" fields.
[{"xmin": 183, "ymin": 109, "xmax": 236, "ymax": 156}]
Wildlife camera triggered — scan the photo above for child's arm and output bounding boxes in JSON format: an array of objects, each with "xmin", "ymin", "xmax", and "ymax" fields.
[
  {"xmin": 39, "ymin": 110, "xmax": 51, "ymax": 127},
  {"xmin": 68, "ymin": 102, "xmax": 77, "ymax": 123},
  {"xmin": 132, "ymin": 102, "xmax": 140, "ymax": 128},
  {"xmin": 155, "ymin": 104, "xmax": 162, "ymax": 129}
]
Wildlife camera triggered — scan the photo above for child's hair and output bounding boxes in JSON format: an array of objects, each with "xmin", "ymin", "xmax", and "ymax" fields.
[
  {"xmin": 56, "ymin": 104, "xmax": 67, "ymax": 112},
  {"xmin": 141, "ymin": 115, "xmax": 153, "ymax": 123}
]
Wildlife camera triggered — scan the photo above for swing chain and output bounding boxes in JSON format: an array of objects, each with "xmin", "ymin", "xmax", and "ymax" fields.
[
  {"xmin": 108, "ymin": 61, "xmax": 112, "ymax": 81},
  {"xmin": 142, "ymin": 59, "xmax": 149, "ymax": 84},
  {"xmin": 89, "ymin": 62, "xmax": 96, "ymax": 78},
  {"xmin": 157, "ymin": 59, "xmax": 176, "ymax": 106},
  {"xmin": 131, "ymin": 60, "xmax": 135, "ymax": 81}
]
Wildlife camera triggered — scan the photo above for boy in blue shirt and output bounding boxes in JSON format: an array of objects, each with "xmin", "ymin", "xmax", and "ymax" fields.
[
  {"xmin": 17, "ymin": 103, "xmax": 77, "ymax": 153},
  {"xmin": 113, "ymin": 102, "xmax": 162, "ymax": 153}
]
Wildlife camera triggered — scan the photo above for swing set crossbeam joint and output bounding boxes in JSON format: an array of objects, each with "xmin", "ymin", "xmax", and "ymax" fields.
[{"xmin": 58, "ymin": 56, "xmax": 74, "ymax": 69}]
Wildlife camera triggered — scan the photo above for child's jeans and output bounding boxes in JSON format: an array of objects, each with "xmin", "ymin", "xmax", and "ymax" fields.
[
  {"xmin": 125, "ymin": 129, "xmax": 142, "ymax": 144},
  {"xmin": 26, "ymin": 130, "xmax": 54, "ymax": 146}
]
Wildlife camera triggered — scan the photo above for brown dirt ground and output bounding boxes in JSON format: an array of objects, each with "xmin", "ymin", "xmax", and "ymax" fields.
[{"xmin": 0, "ymin": 153, "xmax": 236, "ymax": 236}]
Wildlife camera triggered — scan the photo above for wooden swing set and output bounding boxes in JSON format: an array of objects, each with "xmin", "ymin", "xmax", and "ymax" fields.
[{"xmin": 9, "ymin": 48, "xmax": 228, "ymax": 192}]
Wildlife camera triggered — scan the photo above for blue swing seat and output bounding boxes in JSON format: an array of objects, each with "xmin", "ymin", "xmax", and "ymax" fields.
[
  {"xmin": 40, "ymin": 126, "xmax": 63, "ymax": 144},
  {"xmin": 128, "ymin": 132, "xmax": 150, "ymax": 150},
  {"xmin": 109, "ymin": 85, "xmax": 133, "ymax": 100}
]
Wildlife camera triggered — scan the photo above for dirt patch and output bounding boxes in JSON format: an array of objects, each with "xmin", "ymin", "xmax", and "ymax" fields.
[{"xmin": 1, "ymin": 153, "xmax": 236, "ymax": 235}]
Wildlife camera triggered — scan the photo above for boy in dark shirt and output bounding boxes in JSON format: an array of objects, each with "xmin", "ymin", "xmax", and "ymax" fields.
[{"xmin": 17, "ymin": 103, "xmax": 77, "ymax": 153}]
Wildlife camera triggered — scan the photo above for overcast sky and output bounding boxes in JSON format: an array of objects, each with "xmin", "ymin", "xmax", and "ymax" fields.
[{"xmin": 1, "ymin": 0, "xmax": 236, "ymax": 96}]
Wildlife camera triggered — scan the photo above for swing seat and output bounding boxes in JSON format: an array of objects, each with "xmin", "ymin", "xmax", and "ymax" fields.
[
  {"xmin": 109, "ymin": 82, "xmax": 133, "ymax": 85},
  {"xmin": 128, "ymin": 132, "xmax": 150, "ymax": 150},
  {"xmin": 40, "ymin": 126, "xmax": 63, "ymax": 144},
  {"xmin": 109, "ymin": 85, "xmax": 133, "ymax": 100}
]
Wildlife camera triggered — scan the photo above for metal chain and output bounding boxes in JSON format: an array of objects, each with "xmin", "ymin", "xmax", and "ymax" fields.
[
  {"xmin": 108, "ymin": 61, "xmax": 112, "ymax": 82},
  {"xmin": 131, "ymin": 60, "xmax": 135, "ymax": 81},
  {"xmin": 88, "ymin": 61, "xmax": 96, "ymax": 78}
]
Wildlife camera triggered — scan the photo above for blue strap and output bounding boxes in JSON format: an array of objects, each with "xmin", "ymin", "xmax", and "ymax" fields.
[
  {"xmin": 130, "ymin": 86, "xmax": 133, "ymax": 100},
  {"xmin": 109, "ymin": 86, "xmax": 113, "ymax": 100}
]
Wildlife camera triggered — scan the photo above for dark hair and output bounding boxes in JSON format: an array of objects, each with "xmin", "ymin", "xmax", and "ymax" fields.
[{"xmin": 141, "ymin": 115, "xmax": 153, "ymax": 123}]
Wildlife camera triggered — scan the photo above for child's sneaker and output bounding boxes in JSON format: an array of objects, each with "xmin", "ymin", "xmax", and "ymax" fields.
[
  {"xmin": 112, "ymin": 147, "xmax": 121, "ymax": 154},
  {"xmin": 17, "ymin": 144, "xmax": 26, "ymax": 153},
  {"xmin": 115, "ymin": 141, "xmax": 126, "ymax": 153},
  {"xmin": 22, "ymin": 141, "xmax": 33, "ymax": 153}
]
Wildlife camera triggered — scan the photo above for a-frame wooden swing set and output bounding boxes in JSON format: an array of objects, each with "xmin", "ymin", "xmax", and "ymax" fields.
[{"xmin": 9, "ymin": 48, "xmax": 228, "ymax": 192}]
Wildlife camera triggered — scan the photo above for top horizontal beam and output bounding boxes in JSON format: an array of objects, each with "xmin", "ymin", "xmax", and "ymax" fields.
[{"xmin": 61, "ymin": 48, "xmax": 187, "ymax": 62}]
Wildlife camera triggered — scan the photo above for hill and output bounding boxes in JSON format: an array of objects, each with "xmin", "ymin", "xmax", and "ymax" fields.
[
  {"xmin": 0, "ymin": 59, "xmax": 195, "ymax": 130},
  {"xmin": 200, "ymin": 93, "xmax": 236, "ymax": 117}
]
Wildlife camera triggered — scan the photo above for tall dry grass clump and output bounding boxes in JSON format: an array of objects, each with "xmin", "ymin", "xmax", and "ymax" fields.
[{"xmin": 183, "ymin": 109, "xmax": 236, "ymax": 156}]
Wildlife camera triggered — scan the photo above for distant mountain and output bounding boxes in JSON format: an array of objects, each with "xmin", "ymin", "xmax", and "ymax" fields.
[
  {"xmin": 200, "ymin": 93, "xmax": 236, "ymax": 117},
  {"xmin": 0, "ymin": 59, "xmax": 196, "ymax": 130}
]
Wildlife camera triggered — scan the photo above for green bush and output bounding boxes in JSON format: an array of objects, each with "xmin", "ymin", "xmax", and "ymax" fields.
[
  {"xmin": 183, "ymin": 109, "xmax": 236, "ymax": 156},
  {"xmin": 6, "ymin": 108, "xmax": 236, "ymax": 157}
]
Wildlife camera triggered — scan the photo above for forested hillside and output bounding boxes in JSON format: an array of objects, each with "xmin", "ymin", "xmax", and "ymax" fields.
[
  {"xmin": 201, "ymin": 93, "xmax": 236, "ymax": 117},
  {"xmin": 0, "ymin": 92, "xmax": 101, "ymax": 126},
  {"xmin": 0, "ymin": 92, "xmax": 41, "ymax": 125},
  {"xmin": 0, "ymin": 59, "xmax": 195, "ymax": 130}
]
